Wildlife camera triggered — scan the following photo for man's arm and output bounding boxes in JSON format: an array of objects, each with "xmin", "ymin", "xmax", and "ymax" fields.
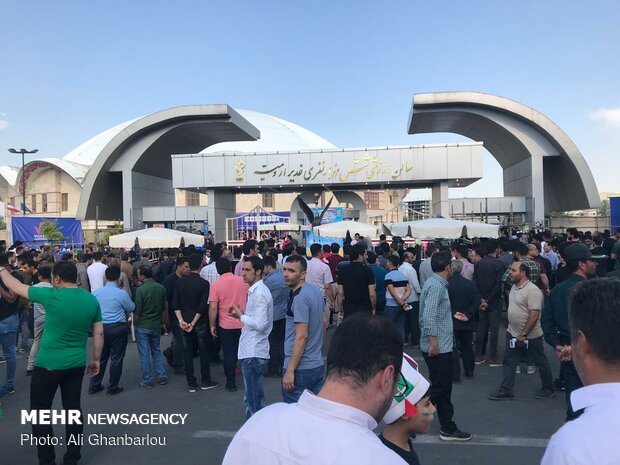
[
  {"xmin": 0, "ymin": 268, "xmax": 29, "ymax": 299},
  {"xmin": 324, "ymin": 283, "xmax": 334, "ymax": 308},
  {"xmin": 420, "ymin": 286, "xmax": 441, "ymax": 355},
  {"xmin": 88, "ymin": 321, "xmax": 104, "ymax": 377},
  {"xmin": 133, "ymin": 288, "xmax": 143, "ymax": 324},
  {"xmin": 368, "ymin": 283, "xmax": 376, "ymax": 314},
  {"xmin": 282, "ymin": 322, "xmax": 309, "ymax": 392},
  {"xmin": 208, "ymin": 301, "xmax": 219, "ymax": 337},
  {"xmin": 161, "ymin": 298, "xmax": 169, "ymax": 330},
  {"xmin": 240, "ymin": 292, "xmax": 271, "ymax": 331},
  {"xmin": 520, "ymin": 309, "xmax": 540, "ymax": 340},
  {"xmin": 407, "ymin": 267, "xmax": 422, "ymax": 294},
  {"xmin": 386, "ymin": 283, "xmax": 401, "ymax": 304},
  {"xmin": 337, "ymin": 284, "xmax": 344, "ymax": 313},
  {"xmin": 119, "ymin": 289, "xmax": 136, "ymax": 313},
  {"xmin": 541, "ymin": 292, "xmax": 561, "ymax": 349}
]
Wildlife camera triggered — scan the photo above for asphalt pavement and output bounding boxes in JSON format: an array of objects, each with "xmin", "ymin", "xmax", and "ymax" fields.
[{"xmin": 0, "ymin": 326, "xmax": 566, "ymax": 465}]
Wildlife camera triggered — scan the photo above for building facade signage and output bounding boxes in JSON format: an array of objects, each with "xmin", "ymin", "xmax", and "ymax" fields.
[
  {"xmin": 172, "ymin": 144, "xmax": 483, "ymax": 190},
  {"xmin": 249, "ymin": 156, "xmax": 413, "ymax": 184}
]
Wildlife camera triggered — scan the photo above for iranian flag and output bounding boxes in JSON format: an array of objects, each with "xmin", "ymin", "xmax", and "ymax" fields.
[{"xmin": 6, "ymin": 204, "xmax": 20, "ymax": 214}]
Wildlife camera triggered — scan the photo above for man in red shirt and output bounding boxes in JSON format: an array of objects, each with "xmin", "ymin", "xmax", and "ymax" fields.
[
  {"xmin": 323, "ymin": 243, "xmax": 343, "ymax": 321},
  {"xmin": 209, "ymin": 258, "xmax": 249, "ymax": 391}
]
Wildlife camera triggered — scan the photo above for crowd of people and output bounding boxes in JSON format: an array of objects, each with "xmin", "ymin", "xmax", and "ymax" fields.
[{"xmin": 0, "ymin": 226, "xmax": 619, "ymax": 465}]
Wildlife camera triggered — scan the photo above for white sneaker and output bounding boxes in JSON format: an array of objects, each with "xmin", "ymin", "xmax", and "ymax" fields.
[
  {"xmin": 527, "ymin": 365, "xmax": 536, "ymax": 375},
  {"xmin": 515, "ymin": 365, "xmax": 521, "ymax": 374}
]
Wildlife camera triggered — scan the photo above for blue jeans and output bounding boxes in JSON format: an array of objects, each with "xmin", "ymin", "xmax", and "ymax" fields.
[
  {"xmin": 0, "ymin": 313, "xmax": 19, "ymax": 389},
  {"xmin": 384, "ymin": 305, "xmax": 405, "ymax": 340},
  {"xmin": 241, "ymin": 357, "xmax": 268, "ymax": 420},
  {"xmin": 135, "ymin": 327, "xmax": 167, "ymax": 384},
  {"xmin": 281, "ymin": 365, "xmax": 325, "ymax": 403}
]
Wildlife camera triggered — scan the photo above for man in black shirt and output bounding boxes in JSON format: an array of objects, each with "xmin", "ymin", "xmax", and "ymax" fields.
[
  {"xmin": 172, "ymin": 254, "xmax": 218, "ymax": 392},
  {"xmin": 337, "ymin": 245, "xmax": 376, "ymax": 317},
  {"xmin": 473, "ymin": 239, "xmax": 506, "ymax": 367},
  {"xmin": 163, "ymin": 256, "xmax": 190, "ymax": 374},
  {"xmin": 0, "ymin": 254, "xmax": 22, "ymax": 397}
]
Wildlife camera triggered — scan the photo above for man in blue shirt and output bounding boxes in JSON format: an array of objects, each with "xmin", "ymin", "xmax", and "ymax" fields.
[
  {"xmin": 420, "ymin": 250, "xmax": 471, "ymax": 442},
  {"xmin": 90, "ymin": 266, "xmax": 135, "ymax": 396},
  {"xmin": 263, "ymin": 256, "xmax": 289, "ymax": 377},
  {"xmin": 383, "ymin": 255, "xmax": 411, "ymax": 339},
  {"xmin": 367, "ymin": 251, "xmax": 387, "ymax": 315},
  {"xmin": 281, "ymin": 255, "xmax": 325, "ymax": 403}
]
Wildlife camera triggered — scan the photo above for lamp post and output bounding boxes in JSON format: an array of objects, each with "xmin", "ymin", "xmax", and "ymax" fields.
[{"xmin": 8, "ymin": 148, "xmax": 38, "ymax": 215}]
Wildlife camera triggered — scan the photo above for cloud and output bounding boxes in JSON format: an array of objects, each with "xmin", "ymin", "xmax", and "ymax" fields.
[
  {"xmin": 0, "ymin": 112, "xmax": 7, "ymax": 130},
  {"xmin": 590, "ymin": 107, "xmax": 620, "ymax": 128}
]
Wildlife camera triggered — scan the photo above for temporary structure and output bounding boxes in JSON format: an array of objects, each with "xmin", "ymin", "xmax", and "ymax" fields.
[
  {"xmin": 108, "ymin": 227, "xmax": 205, "ymax": 248},
  {"xmin": 256, "ymin": 222, "xmax": 311, "ymax": 232},
  {"xmin": 388, "ymin": 218, "xmax": 499, "ymax": 239},
  {"xmin": 313, "ymin": 220, "xmax": 379, "ymax": 238}
]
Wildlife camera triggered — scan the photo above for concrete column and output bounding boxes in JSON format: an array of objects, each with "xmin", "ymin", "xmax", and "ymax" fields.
[
  {"xmin": 122, "ymin": 170, "xmax": 134, "ymax": 230},
  {"xmin": 207, "ymin": 189, "xmax": 236, "ymax": 242},
  {"xmin": 530, "ymin": 155, "xmax": 545, "ymax": 226},
  {"xmin": 431, "ymin": 181, "xmax": 449, "ymax": 217}
]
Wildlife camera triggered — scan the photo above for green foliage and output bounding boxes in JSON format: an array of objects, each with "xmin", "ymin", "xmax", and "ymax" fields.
[
  {"xmin": 40, "ymin": 220, "xmax": 64, "ymax": 241},
  {"xmin": 598, "ymin": 199, "xmax": 610, "ymax": 217},
  {"xmin": 102, "ymin": 222, "xmax": 123, "ymax": 247}
]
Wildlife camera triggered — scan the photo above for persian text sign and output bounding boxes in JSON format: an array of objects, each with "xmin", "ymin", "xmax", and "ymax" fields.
[{"xmin": 172, "ymin": 143, "xmax": 483, "ymax": 189}]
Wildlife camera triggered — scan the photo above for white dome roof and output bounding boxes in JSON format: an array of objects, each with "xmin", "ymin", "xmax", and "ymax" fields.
[
  {"xmin": 201, "ymin": 109, "xmax": 337, "ymax": 154},
  {"xmin": 62, "ymin": 117, "xmax": 141, "ymax": 166},
  {"xmin": 61, "ymin": 109, "xmax": 336, "ymax": 168}
]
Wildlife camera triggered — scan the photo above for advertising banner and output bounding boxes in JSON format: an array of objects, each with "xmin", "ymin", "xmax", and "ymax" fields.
[
  {"xmin": 11, "ymin": 217, "xmax": 85, "ymax": 247},
  {"xmin": 235, "ymin": 211, "xmax": 290, "ymax": 230},
  {"xmin": 305, "ymin": 207, "xmax": 345, "ymax": 248},
  {"xmin": 611, "ymin": 197, "xmax": 620, "ymax": 234}
]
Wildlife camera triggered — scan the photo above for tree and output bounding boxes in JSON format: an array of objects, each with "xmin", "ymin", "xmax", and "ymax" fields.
[
  {"xmin": 598, "ymin": 199, "xmax": 610, "ymax": 217},
  {"xmin": 40, "ymin": 220, "xmax": 64, "ymax": 241}
]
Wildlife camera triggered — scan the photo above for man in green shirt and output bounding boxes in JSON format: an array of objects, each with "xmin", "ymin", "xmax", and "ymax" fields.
[
  {"xmin": 0, "ymin": 260, "xmax": 103, "ymax": 465},
  {"xmin": 135, "ymin": 265, "xmax": 169, "ymax": 388}
]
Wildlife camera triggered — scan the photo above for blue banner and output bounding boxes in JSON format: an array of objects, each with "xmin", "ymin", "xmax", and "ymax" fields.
[
  {"xmin": 235, "ymin": 211, "xmax": 290, "ymax": 230},
  {"xmin": 611, "ymin": 197, "xmax": 620, "ymax": 235},
  {"xmin": 11, "ymin": 217, "xmax": 84, "ymax": 247},
  {"xmin": 305, "ymin": 207, "xmax": 345, "ymax": 248},
  {"xmin": 311, "ymin": 207, "xmax": 344, "ymax": 225}
]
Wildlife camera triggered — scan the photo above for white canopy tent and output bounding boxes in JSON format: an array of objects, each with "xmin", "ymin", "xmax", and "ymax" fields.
[
  {"xmin": 108, "ymin": 228, "xmax": 205, "ymax": 248},
  {"xmin": 388, "ymin": 218, "xmax": 499, "ymax": 239},
  {"xmin": 313, "ymin": 220, "xmax": 379, "ymax": 238}
]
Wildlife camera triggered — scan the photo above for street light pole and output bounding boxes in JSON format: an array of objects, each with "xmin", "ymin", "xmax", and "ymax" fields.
[{"xmin": 8, "ymin": 148, "xmax": 38, "ymax": 215}]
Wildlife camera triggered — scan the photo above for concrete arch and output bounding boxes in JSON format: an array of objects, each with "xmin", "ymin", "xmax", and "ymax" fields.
[
  {"xmin": 408, "ymin": 92, "xmax": 600, "ymax": 223},
  {"xmin": 76, "ymin": 105, "xmax": 259, "ymax": 229}
]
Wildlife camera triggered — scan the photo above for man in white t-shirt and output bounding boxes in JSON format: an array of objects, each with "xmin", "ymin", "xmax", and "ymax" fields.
[
  {"xmin": 223, "ymin": 313, "xmax": 407, "ymax": 465},
  {"xmin": 542, "ymin": 278, "xmax": 620, "ymax": 465},
  {"xmin": 86, "ymin": 251, "xmax": 108, "ymax": 292},
  {"xmin": 305, "ymin": 244, "xmax": 334, "ymax": 326}
]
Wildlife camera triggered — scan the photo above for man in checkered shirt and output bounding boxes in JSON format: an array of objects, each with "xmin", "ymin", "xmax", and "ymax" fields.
[{"xmin": 420, "ymin": 249, "xmax": 471, "ymax": 442}]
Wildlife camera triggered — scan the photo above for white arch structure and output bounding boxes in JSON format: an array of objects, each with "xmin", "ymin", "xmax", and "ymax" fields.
[{"xmin": 408, "ymin": 92, "xmax": 600, "ymax": 223}]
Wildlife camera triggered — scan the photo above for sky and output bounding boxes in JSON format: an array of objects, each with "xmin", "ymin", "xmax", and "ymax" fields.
[{"xmin": 1, "ymin": 1, "xmax": 619, "ymax": 201}]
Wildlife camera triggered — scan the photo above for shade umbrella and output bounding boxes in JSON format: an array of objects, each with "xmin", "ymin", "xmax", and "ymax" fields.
[
  {"xmin": 313, "ymin": 220, "xmax": 379, "ymax": 238},
  {"xmin": 108, "ymin": 228, "xmax": 205, "ymax": 248}
]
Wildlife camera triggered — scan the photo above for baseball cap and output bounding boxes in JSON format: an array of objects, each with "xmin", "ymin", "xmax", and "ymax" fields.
[
  {"xmin": 564, "ymin": 243, "xmax": 606, "ymax": 261},
  {"xmin": 382, "ymin": 353, "xmax": 431, "ymax": 424}
]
